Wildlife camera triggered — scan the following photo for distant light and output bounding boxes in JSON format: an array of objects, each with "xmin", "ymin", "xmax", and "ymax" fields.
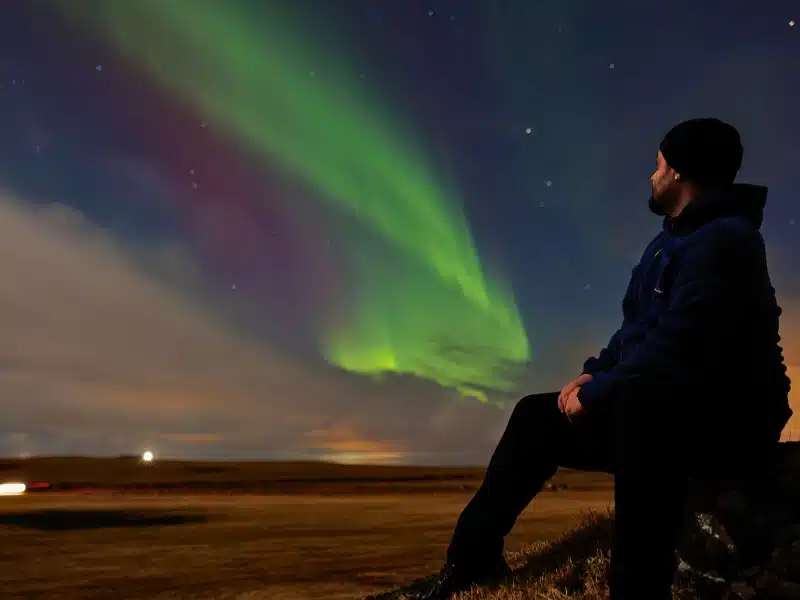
[
  {"xmin": 141, "ymin": 450, "xmax": 155, "ymax": 463},
  {"xmin": 790, "ymin": 20, "xmax": 795, "ymax": 27},
  {"xmin": 0, "ymin": 482, "xmax": 26, "ymax": 496}
]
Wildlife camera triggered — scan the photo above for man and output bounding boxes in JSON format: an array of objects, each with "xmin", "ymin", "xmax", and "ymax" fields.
[{"xmin": 409, "ymin": 118, "xmax": 792, "ymax": 600}]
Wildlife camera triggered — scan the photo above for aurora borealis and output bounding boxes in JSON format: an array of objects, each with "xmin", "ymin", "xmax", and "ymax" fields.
[
  {"xmin": 59, "ymin": 0, "xmax": 530, "ymax": 399},
  {"xmin": 0, "ymin": 1, "xmax": 798, "ymax": 462}
]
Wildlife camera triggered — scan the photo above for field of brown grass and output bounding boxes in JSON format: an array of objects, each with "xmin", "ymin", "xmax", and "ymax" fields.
[{"xmin": 0, "ymin": 458, "xmax": 614, "ymax": 600}]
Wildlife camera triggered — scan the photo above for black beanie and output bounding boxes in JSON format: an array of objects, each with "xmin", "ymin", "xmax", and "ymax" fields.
[{"xmin": 659, "ymin": 118, "xmax": 743, "ymax": 186}]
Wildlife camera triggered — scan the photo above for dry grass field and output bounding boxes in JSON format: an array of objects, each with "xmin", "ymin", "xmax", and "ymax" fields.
[{"xmin": 0, "ymin": 458, "xmax": 615, "ymax": 600}]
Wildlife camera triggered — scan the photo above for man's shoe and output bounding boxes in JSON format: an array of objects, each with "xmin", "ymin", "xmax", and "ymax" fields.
[{"xmin": 403, "ymin": 558, "xmax": 512, "ymax": 600}]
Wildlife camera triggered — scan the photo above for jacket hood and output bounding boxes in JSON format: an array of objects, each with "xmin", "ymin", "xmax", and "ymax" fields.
[{"xmin": 665, "ymin": 183, "xmax": 768, "ymax": 235}]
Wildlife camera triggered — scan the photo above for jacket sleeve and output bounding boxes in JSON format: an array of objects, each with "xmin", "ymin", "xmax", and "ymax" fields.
[
  {"xmin": 581, "ymin": 329, "xmax": 623, "ymax": 376},
  {"xmin": 581, "ymin": 264, "xmax": 639, "ymax": 376},
  {"xmin": 578, "ymin": 226, "xmax": 756, "ymax": 411}
]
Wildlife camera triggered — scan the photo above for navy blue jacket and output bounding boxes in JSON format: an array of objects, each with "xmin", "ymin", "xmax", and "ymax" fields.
[{"xmin": 578, "ymin": 184, "xmax": 792, "ymax": 436}]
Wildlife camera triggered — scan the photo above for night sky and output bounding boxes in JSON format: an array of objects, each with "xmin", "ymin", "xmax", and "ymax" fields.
[{"xmin": 0, "ymin": 1, "xmax": 798, "ymax": 463}]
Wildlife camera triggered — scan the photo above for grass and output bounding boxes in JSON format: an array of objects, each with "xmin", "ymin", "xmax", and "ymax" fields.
[
  {"xmin": 0, "ymin": 458, "xmax": 617, "ymax": 599},
  {"xmin": 422, "ymin": 511, "xmax": 703, "ymax": 600}
]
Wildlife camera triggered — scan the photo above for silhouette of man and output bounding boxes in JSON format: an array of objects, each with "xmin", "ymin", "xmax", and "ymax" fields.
[{"xmin": 410, "ymin": 118, "xmax": 793, "ymax": 600}]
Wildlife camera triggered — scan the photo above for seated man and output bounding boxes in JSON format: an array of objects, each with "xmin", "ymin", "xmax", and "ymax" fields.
[{"xmin": 409, "ymin": 118, "xmax": 793, "ymax": 600}]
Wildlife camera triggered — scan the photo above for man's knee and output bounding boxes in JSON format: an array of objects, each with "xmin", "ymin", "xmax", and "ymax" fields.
[
  {"xmin": 509, "ymin": 392, "xmax": 560, "ymax": 426},
  {"xmin": 486, "ymin": 392, "xmax": 564, "ymax": 477}
]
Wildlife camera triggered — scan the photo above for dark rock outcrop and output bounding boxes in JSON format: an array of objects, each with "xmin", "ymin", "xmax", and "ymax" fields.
[{"xmin": 677, "ymin": 441, "xmax": 800, "ymax": 598}]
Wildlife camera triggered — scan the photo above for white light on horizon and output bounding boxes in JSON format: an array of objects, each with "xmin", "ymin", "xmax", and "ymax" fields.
[
  {"xmin": 0, "ymin": 482, "xmax": 26, "ymax": 496},
  {"xmin": 141, "ymin": 450, "xmax": 155, "ymax": 463}
]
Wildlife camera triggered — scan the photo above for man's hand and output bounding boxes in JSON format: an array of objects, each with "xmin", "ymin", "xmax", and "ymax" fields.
[
  {"xmin": 563, "ymin": 387, "xmax": 585, "ymax": 421},
  {"xmin": 558, "ymin": 373, "xmax": 593, "ymax": 413}
]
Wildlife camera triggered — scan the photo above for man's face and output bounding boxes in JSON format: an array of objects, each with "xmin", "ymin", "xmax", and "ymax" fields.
[{"xmin": 648, "ymin": 151, "xmax": 680, "ymax": 216}]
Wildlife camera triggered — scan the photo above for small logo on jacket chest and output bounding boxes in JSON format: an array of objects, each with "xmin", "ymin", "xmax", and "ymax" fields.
[{"xmin": 651, "ymin": 248, "xmax": 667, "ymax": 296}]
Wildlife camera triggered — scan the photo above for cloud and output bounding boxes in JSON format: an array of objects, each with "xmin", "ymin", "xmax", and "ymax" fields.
[
  {"xmin": 776, "ymin": 298, "xmax": 800, "ymax": 441},
  {"xmin": 0, "ymin": 191, "xmax": 515, "ymax": 463},
  {"xmin": 782, "ymin": 367, "xmax": 800, "ymax": 441},
  {"xmin": 158, "ymin": 433, "xmax": 223, "ymax": 444}
]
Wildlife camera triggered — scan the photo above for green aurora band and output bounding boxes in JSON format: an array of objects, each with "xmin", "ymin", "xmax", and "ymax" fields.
[{"xmin": 60, "ymin": 0, "xmax": 530, "ymax": 400}]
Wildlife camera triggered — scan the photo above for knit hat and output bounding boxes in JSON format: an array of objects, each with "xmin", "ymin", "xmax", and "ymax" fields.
[{"xmin": 659, "ymin": 118, "xmax": 743, "ymax": 186}]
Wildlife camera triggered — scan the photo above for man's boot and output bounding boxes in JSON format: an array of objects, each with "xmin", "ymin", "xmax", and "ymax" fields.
[{"xmin": 403, "ymin": 556, "xmax": 512, "ymax": 600}]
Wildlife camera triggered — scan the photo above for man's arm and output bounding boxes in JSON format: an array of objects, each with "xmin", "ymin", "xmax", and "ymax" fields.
[
  {"xmin": 581, "ymin": 263, "xmax": 640, "ymax": 376},
  {"xmin": 582, "ymin": 329, "xmax": 624, "ymax": 376},
  {"xmin": 578, "ymin": 224, "xmax": 758, "ymax": 411}
]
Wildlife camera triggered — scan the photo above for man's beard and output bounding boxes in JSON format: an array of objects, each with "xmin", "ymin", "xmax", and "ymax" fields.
[
  {"xmin": 648, "ymin": 194, "xmax": 668, "ymax": 216},
  {"xmin": 648, "ymin": 186, "xmax": 676, "ymax": 216}
]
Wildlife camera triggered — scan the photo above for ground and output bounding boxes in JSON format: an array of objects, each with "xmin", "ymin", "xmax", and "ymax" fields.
[{"xmin": 0, "ymin": 458, "xmax": 613, "ymax": 599}]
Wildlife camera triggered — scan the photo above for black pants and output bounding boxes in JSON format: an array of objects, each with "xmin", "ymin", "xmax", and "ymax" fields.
[{"xmin": 446, "ymin": 389, "xmax": 779, "ymax": 600}]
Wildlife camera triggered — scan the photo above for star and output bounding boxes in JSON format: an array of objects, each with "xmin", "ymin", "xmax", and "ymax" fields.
[
  {"xmin": 525, "ymin": 128, "xmax": 532, "ymax": 135},
  {"xmin": 95, "ymin": 65, "xmax": 103, "ymax": 71},
  {"xmin": 609, "ymin": 63, "xmax": 615, "ymax": 69},
  {"xmin": 545, "ymin": 180, "xmax": 552, "ymax": 187},
  {"xmin": 428, "ymin": 10, "xmax": 434, "ymax": 17},
  {"xmin": 790, "ymin": 20, "xmax": 795, "ymax": 27}
]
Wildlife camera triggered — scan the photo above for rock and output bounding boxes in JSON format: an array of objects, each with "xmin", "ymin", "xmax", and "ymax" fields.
[
  {"xmin": 729, "ymin": 580, "xmax": 756, "ymax": 599},
  {"xmin": 769, "ymin": 579, "xmax": 800, "ymax": 598},
  {"xmin": 675, "ymin": 441, "xmax": 800, "ymax": 592}
]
